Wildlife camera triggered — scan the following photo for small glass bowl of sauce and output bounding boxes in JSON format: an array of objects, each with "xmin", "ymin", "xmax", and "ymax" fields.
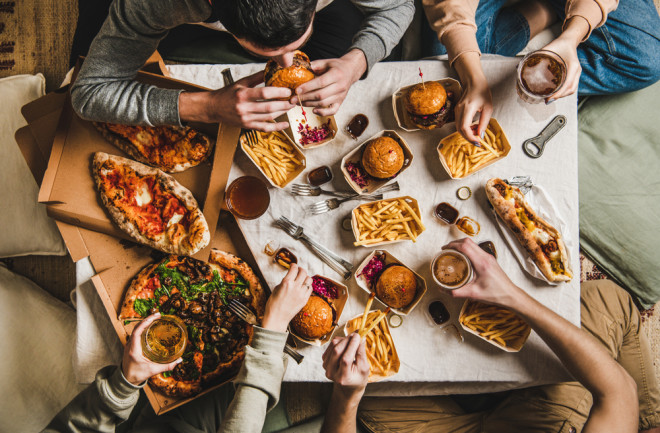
[
  {"xmin": 307, "ymin": 166, "xmax": 333, "ymax": 186},
  {"xmin": 274, "ymin": 248, "xmax": 297, "ymax": 269},
  {"xmin": 345, "ymin": 114, "xmax": 369, "ymax": 139},
  {"xmin": 434, "ymin": 202, "xmax": 480, "ymax": 236},
  {"xmin": 141, "ymin": 315, "xmax": 187, "ymax": 364},
  {"xmin": 226, "ymin": 176, "xmax": 270, "ymax": 220},
  {"xmin": 427, "ymin": 300, "xmax": 450, "ymax": 325}
]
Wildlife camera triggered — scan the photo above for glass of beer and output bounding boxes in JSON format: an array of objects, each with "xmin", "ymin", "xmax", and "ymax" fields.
[
  {"xmin": 141, "ymin": 315, "xmax": 187, "ymax": 364},
  {"xmin": 516, "ymin": 50, "xmax": 566, "ymax": 104},
  {"xmin": 431, "ymin": 250, "xmax": 473, "ymax": 290},
  {"xmin": 225, "ymin": 175, "xmax": 271, "ymax": 220}
]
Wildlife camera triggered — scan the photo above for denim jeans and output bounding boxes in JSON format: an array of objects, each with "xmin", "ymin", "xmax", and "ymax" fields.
[{"xmin": 422, "ymin": 0, "xmax": 660, "ymax": 95}]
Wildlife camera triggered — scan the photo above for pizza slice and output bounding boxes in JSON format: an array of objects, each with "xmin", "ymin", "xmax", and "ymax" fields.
[
  {"xmin": 93, "ymin": 152, "xmax": 210, "ymax": 256},
  {"xmin": 93, "ymin": 122, "xmax": 213, "ymax": 173},
  {"xmin": 485, "ymin": 178, "xmax": 572, "ymax": 282},
  {"xmin": 119, "ymin": 254, "xmax": 267, "ymax": 397}
]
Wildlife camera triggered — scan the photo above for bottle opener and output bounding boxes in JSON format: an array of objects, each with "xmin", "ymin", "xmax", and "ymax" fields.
[{"xmin": 522, "ymin": 115, "xmax": 566, "ymax": 158}]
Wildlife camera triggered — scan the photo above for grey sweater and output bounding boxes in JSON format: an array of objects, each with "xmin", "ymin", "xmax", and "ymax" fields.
[
  {"xmin": 70, "ymin": 0, "xmax": 414, "ymax": 126},
  {"xmin": 43, "ymin": 327, "xmax": 288, "ymax": 433}
]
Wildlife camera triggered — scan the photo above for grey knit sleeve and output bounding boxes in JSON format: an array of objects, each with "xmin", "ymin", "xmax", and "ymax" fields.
[{"xmin": 70, "ymin": 0, "xmax": 211, "ymax": 126}]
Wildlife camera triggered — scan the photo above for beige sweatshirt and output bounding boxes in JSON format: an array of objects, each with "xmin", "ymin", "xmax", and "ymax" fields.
[{"xmin": 422, "ymin": 0, "xmax": 619, "ymax": 66}]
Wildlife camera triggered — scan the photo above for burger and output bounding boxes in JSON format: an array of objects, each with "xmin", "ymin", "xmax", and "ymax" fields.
[
  {"xmin": 264, "ymin": 50, "xmax": 316, "ymax": 91},
  {"xmin": 375, "ymin": 265, "xmax": 417, "ymax": 309},
  {"xmin": 361, "ymin": 136, "xmax": 405, "ymax": 179},
  {"xmin": 290, "ymin": 294, "xmax": 336, "ymax": 340},
  {"xmin": 404, "ymin": 81, "xmax": 452, "ymax": 130}
]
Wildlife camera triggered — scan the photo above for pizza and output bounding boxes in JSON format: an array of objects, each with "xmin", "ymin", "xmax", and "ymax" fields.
[
  {"xmin": 92, "ymin": 152, "xmax": 210, "ymax": 256},
  {"xmin": 119, "ymin": 252, "xmax": 268, "ymax": 397},
  {"xmin": 485, "ymin": 178, "xmax": 572, "ymax": 282},
  {"xmin": 93, "ymin": 122, "xmax": 213, "ymax": 173}
]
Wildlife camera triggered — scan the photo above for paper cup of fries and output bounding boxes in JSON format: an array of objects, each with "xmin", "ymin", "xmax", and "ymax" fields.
[
  {"xmin": 458, "ymin": 299, "xmax": 531, "ymax": 352},
  {"xmin": 392, "ymin": 78, "xmax": 462, "ymax": 132},
  {"xmin": 437, "ymin": 118, "xmax": 511, "ymax": 179},
  {"xmin": 240, "ymin": 130, "xmax": 306, "ymax": 188},
  {"xmin": 352, "ymin": 196, "xmax": 425, "ymax": 247},
  {"xmin": 354, "ymin": 250, "xmax": 427, "ymax": 315},
  {"xmin": 289, "ymin": 276, "xmax": 349, "ymax": 346},
  {"xmin": 344, "ymin": 310, "xmax": 400, "ymax": 382},
  {"xmin": 278, "ymin": 105, "xmax": 338, "ymax": 149},
  {"xmin": 340, "ymin": 130, "xmax": 413, "ymax": 194}
]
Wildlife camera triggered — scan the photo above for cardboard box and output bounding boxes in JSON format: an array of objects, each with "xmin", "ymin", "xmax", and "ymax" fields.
[
  {"xmin": 37, "ymin": 71, "xmax": 233, "ymax": 261},
  {"xmin": 340, "ymin": 130, "xmax": 412, "ymax": 194},
  {"xmin": 353, "ymin": 250, "xmax": 427, "ymax": 316},
  {"xmin": 278, "ymin": 105, "xmax": 338, "ymax": 149},
  {"xmin": 18, "ymin": 89, "xmax": 269, "ymax": 415},
  {"xmin": 458, "ymin": 300, "xmax": 531, "ymax": 353},
  {"xmin": 392, "ymin": 78, "xmax": 462, "ymax": 132},
  {"xmin": 239, "ymin": 130, "xmax": 306, "ymax": 188},
  {"xmin": 351, "ymin": 196, "xmax": 425, "ymax": 247}
]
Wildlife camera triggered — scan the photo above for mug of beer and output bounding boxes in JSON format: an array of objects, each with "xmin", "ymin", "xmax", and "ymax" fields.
[
  {"xmin": 516, "ymin": 50, "xmax": 567, "ymax": 104},
  {"xmin": 431, "ymin": 250, "xmax": 473, "ymax": 290}
]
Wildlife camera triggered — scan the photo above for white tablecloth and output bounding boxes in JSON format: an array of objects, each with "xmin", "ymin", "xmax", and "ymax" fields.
[{"xmin": 74, "ymin": 56, "xmax": 580, "ymax": 396}]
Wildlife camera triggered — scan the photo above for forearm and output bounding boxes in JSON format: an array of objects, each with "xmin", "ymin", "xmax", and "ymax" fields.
[
  {"xmin": 557, "ymin": 16, "xmax": 591, "ymax": 47},
  {"xmin": 321, "ymin": 386, "xmax": 364, "ymax": 433},
  {"xmin": 179, "ymin": 91, "xmax": 213, "ymax": 124},
  {"xmin": 565, "ymin": 0, "xmax": 618, "ymax": 39},
  {"xmin": 348, "ymin": 0, "xmax": 414, "ymax": 72},
  {"xmin": 43, "ymin": 366, "xmax": 142, "ymax": 433},
  {"xmin": 510, "ymin": 289, "xmax": 637, "ymax": 404},
  {"xmin": 422, "ymin": 0, "xmax": 480, "ymax": 65},
  {"xmin": 453, "ymin": 51, "xmax": 486, "ymax": 87},
  {"xmin": 219, "ymin": 327, "xmax": 287, "ymax": 433}
]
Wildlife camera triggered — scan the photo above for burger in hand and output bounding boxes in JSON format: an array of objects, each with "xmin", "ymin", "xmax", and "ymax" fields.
[
  {"xmin": 264, "ymin": 50, "xmax": 316, "ymax": 91},
  {"xmin": 375, "ymin": 265, "xmax": 417, "ymax": 309},
  {"xmin": 361, "ymin": 136, "xmax": 405, "ymax": 179},
  {"xmin": 405, "ymin": 81, "xmax": 452, "ymax": 130},
  {"xmin": 290, "ymin": 294, "xmax": 336, "ymax": 340}
]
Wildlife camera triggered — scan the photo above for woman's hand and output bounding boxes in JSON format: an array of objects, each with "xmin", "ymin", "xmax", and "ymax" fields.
[
  {"xmin": 322, "ymin": 333, "xmax": 370, "ymax": 401},
  {"xmin": 121, "ymin": 313, "xmax": 182, "ymax": 386},
  {"xmin": 261, "ymin": 264, "xmax": 313, "ymax": 332},
  {"xmin": 292, "ymin": 49, "xmax": 367, "ymax": 117},
  {"xmin": 540, "ymin": 17, "xmax": 590, "ymax": 103},
  {"xmin": 452, "ymin": 52, "xmax": 493, "ymax": 144}
]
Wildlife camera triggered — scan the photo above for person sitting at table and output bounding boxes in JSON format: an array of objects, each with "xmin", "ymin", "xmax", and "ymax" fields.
[
  {"xmin": 43, "ymin": 264, "xmax": 333, "ymax": 433},
  {"xmin": 335, "ymin": 238, "xmax": 659, "ymax": 432},
  {"xmin": 69, "ymin": 0, "xmax": 414, "ymax": 132},
  {"xmin": 421, "ymin": 0, "xmax": 660, "ymax": 145}
]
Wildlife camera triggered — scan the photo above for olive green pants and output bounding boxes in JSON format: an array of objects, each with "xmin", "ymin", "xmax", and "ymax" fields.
[{"xmin": 358, "ymin": 280, "xmax": 660, "ymax": 432}]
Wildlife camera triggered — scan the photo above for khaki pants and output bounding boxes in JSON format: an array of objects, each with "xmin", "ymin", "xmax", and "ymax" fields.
[{"xmin": 358, "ymin": 280, "xmax": 660, "ymax": 432}]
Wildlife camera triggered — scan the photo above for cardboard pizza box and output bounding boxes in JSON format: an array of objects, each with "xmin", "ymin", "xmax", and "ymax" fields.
[
  {"xmin": 17, "ymin": 89, "xmax": 272, "ymax": 415},
  {"xmin": 36, "ymin": 70, "xmax": 233, "ymax": 261}
]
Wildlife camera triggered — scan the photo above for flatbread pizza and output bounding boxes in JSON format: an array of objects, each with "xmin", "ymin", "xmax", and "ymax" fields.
[
  {"xmin": 119, "ymin": 252, "xmax": 268, "ymax": 397},
  {"xmin": 485, "ymin": 178, "xmax": 572, "ymax": 282},
  {"xmin": 93, "ymin": 122, "xmax": 213, "ymax": 173},
  {"xmin": 92, "ymin": 152, "xmax": 210, "ymax": 256}
]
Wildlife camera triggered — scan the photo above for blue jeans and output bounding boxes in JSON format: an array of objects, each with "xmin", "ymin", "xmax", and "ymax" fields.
[{"xmin": 422, "ymin": 0, "xmax": 660, "ymax": 95}]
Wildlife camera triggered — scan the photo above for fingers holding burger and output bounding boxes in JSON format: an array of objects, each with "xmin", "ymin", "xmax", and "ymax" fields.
[{"xmin": 264, "ymin": 50, "xmax": 316, "ymax": 94}]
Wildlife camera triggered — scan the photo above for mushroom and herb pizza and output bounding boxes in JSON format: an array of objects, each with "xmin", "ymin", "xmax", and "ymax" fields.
[
  {"xmin": 485, "ymin": 178, "xmax": 572, "ymax": 282},
  {"xmin": 92, "ymin": 152, "xmax": 210, "ymax": 256},
  {"xmin": 119, "ymin": 251, "xmax": 267, "ymax": 397},
  {"xmin": 93, "ymin": 122, "xmax": 213, "ymax": 173}
]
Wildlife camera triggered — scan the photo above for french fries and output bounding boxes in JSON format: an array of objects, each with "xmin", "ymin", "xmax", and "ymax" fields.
[
  {"xmin": 241, "ymin": 131, "xmax": 304, "ymax": 187},
  {"xmin": 346, "ymin": 309, "xmax": 400, "ymax": 380},
  {"xmin": 439, "ymin": 122, "xmax": 508, "ymax": 178},
  {"xmin": 459, "ymin": 300, "xmax": 531, "ymax": 351},
  {"xmin": 353, "ymin": 197, "xmax": 425, "ymax": 246}
]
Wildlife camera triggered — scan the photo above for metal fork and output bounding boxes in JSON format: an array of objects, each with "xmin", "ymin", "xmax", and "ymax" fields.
[
  {"xmin": 228, "ymin": 299, "xmax": 304, "ymax": 364},
  {"xmin": 308, "ymin": 193, "xmax": 383, "ymax": 215},
  {"xmin": 240, "ymin": 129, "xmax": 259, "ymax": 147},
  {"xmin": 290, "ymin": 184, "xmax": 354, "ymax": 198},
  {"xmin": 275, "ymin": 216, "xmax": 353, "ymax": 279}
]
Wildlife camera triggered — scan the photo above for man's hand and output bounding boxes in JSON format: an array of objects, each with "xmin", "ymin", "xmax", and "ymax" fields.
[
  {"xmin": 322, "ymin": 333, "xmax": 370, "ymax": 400},
  {"xmin": 441, "ymin": 238, "xmax": 521, "ymax": 308},
  {"xmin": 540, "ymin": 17, "xmax": 589, "ymax": 103},
  {"xmin": 261, "ymin": 264, "xmax": 313, "ymax": 333},
  {"xmin": 293, "ymin": 49, "xmax": 367, "ymax": 116},
  {"xmin": 452, "ymin": 52, "xmax": 493, "ymax": 145},
  {"xmin": 179, "ymin": 71, "xmax": 294, "ymax": 131},
  {"xmin": 121, "ymin": 313, "xmax": 182, "ymax": 386}
]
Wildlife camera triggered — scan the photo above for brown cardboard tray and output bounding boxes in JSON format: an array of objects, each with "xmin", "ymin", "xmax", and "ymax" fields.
[
  {"xmin": 19, "ymin": 89, "xmax": 269, "ymax": 414},
  {"xmin": 37, "ymin": 71, "xmax": 233, "ymax": 260}
]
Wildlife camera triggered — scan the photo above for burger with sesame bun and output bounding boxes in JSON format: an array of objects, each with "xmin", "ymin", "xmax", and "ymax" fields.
[
  {"xmin": 375, "ymin": 265, "xmax": 417, "ymax": 309},
  {"xmin": 264, "ymin": 50, "xmax": 316, "ymax": 91},
  {"xmin": 290, "ymin": 294, "xmax": 336, "ymax": 340},
  {"xmin": 405, "ymin": 81, "xmax": 453, "ymax": 130}
]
